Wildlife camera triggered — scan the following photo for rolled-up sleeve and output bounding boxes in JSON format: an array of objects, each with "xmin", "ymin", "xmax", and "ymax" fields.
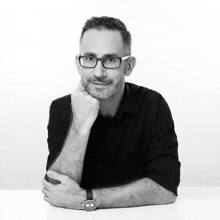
[{"xmin": 144, "ymin": 95, "xmax": 181, "ymax": 196}]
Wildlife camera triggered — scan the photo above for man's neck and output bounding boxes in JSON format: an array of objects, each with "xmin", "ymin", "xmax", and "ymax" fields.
[{"xmin": 99, "ymin": 84, "xmax": 125, "ymax": 118}]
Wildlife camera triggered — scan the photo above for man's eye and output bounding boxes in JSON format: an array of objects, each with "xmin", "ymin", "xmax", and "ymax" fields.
[
  {"xmin": 107, "ymin": 57, "xmax": 116, "ymax": 62},
  {"xmin": 86, "ymin": 56, "xmax": 95, "ymax": 61}
]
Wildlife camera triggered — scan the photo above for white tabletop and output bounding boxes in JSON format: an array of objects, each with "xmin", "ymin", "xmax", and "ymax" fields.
[{"xmin": 0, "ymin": 187, "xmax": 220, "ymax": 220}]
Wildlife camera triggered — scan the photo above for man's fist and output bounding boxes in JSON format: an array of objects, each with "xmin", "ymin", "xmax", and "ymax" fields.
[
  {"xmin": 42, "ymin": 171, "xmax": 85, "ymax": 209},
  {"xmin": 71, "ymin": 81, "xmax": 100, "ymax": 132}
]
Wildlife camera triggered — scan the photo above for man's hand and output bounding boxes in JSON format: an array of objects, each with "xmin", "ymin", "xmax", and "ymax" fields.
[
  {"xmin": 42, "ymin": 170, "xmax": 85, "ymax": 209},
  {"xmin": 71, "ymin": 81, "xmax": 100, "ymax": 132}
]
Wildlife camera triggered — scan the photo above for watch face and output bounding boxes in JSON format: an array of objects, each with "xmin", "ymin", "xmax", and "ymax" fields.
[{"xmin": 83, "ymin": 200, "xmax": 97, "ymax": 211}]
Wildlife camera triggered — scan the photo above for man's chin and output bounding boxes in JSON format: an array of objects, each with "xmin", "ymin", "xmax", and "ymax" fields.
[
  {"xmin": 84, "ymin": 84, "xmax": 114, "ymax": 100},
  {"xmin": 89, "ymin": 91, "xmax": 109, "ymax": 100}
]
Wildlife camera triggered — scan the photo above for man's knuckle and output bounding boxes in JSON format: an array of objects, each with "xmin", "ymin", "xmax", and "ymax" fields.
[
  {"xmin": 71, "ymin": 92, "xmax": 77, "ymax": 97},
  {"xmin": 64, "ymin": 176, "xmax": 69, "ymax": 182}
]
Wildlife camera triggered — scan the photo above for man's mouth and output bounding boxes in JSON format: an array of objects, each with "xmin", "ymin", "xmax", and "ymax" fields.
[{"xmin": 90, "ymin": 81, "xmax": 111, "ymax": 86}]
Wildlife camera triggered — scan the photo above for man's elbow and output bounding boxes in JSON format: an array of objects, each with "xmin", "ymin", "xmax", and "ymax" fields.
[{"xmin": 162, "ymin": 193, "xmax": 177, "ymax": 205}]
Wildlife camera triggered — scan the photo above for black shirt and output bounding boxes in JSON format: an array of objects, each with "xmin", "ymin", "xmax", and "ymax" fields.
[{"xmin": 46, "ymin": 82, "xmax": 181, "ymax": 195}]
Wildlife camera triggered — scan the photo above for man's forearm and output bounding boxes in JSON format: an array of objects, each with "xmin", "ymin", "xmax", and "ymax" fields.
[
  {"xmin": 93, "ymin": 178, "xmax": 176, "ymax": 208},
  {"xmin": 48, "ymin": 124, "xmax": 90, "ymax": 184}
]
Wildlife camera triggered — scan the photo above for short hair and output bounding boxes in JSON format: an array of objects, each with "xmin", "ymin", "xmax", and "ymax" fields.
[{"xmin": 80, "ymin": 16, "xmax": 132, "ymax": 55}]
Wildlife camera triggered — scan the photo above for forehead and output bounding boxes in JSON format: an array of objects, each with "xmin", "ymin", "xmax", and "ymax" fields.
[{"xmin": 80, "ymin": 29, "xmax": 124, "ymax": 56}]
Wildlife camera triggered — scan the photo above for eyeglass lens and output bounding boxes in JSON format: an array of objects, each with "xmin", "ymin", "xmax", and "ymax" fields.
[{"xmin": 80, "ymin": 56, "xmax": 121, "ymax": 68}]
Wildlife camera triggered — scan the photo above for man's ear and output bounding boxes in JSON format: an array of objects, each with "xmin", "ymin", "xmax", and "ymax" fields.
[
  {"xmin": 125, "ymin": 56, "xmax": 136, "ymax": 76},
  {"xmin": 75, "ymin": 55, "xmax": 80, "ymax": 73}
]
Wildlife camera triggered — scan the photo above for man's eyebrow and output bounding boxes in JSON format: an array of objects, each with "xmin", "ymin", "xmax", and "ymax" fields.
[
  {"xmin": 82, "ymin": 52, "xmax": 120, "ymax": 57},
  {"xmin": 103, "ymin": 53, "xmax": 120, "ymax": 57},
  {"xmin": 82, "ymin": 52, "xmax": 97, "ymax": 56}
]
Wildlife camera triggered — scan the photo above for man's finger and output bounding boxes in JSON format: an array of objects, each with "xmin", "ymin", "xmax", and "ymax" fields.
[
  {"xmin": 42, "ymin": 187, "xmax": 49, "ymax": 196},
  {"xmin": 43, "ymin": 195, "xmax": 50, "ymax": 203},
  {"xmin": 47, "ymin": 170, "xmax": 69, "ymax": 183},
  {"xmin": 42, "ymin": 179, "xmax": 53, "ymax": 190}
]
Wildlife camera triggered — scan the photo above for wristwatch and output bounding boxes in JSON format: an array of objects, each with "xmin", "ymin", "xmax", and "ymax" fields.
[{"xmin": 82, "ymin": 189, "xmax": 97, "ymax": 211}]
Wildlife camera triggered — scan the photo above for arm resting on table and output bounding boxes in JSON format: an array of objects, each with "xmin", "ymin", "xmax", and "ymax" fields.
[{"xmin": 94, "ymin": 177, "xmax": 176, "ymax": 208}]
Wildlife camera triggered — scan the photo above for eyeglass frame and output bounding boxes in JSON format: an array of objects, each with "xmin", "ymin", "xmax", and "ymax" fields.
[{"xmin": 78, "ymin": 55, "xmax": 130, "ymax": 69}]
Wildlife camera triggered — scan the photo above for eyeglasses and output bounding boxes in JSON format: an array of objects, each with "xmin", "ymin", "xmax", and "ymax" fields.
[{"xmin": 78, "ymin": 55, "xmax": 130, "ymax": 69}]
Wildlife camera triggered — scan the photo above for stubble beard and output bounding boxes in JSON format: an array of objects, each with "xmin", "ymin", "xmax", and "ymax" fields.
[{"xmin": 82, "ymin": 75, "xmax": 125, "ymax": 100}]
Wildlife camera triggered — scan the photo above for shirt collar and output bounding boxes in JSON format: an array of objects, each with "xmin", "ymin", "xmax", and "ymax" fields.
[{"xmin": 116, "ymin": 82, "xmax": 139, "ymax": 117}]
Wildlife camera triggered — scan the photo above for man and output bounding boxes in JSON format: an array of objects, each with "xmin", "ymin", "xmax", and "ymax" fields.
[{"xmin": 42, "ymin": 16, "xmax": 180, "ymax": 211}]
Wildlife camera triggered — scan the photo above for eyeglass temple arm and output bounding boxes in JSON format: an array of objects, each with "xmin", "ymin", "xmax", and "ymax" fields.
[{"xmin": 121, "ymin": 56, "xmax": 130, "ymax": 60}]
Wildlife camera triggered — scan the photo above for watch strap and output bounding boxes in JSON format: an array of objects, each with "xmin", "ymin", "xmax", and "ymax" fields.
[{"xmin": 86, "ymin": 189, "xmax": 93, "ymax": 200}]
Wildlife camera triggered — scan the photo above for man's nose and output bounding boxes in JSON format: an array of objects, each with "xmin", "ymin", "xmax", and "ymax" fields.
[{"xmin": 93, "ymin": 60, "xmax": 107, "ymax": 78}]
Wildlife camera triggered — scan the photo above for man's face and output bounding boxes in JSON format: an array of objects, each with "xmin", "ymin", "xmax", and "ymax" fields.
[{"xmin": 76, "ymin": 29, "xmax": 128, "ymax": 100}]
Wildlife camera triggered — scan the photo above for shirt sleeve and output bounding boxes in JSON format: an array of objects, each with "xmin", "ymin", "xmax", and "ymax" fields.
[
  {"xmin": 143, "ymin": 95, "xmax": 181, "ymax": 196},
  {"xmin": 46, "ymin": 101, "xmax": 67, "ymax": 171}
]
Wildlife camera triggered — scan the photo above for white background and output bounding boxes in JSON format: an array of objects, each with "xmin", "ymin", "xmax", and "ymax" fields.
[{"xmin": 0, "ymin": 0, "xmax": 219, "ymax": 190}]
